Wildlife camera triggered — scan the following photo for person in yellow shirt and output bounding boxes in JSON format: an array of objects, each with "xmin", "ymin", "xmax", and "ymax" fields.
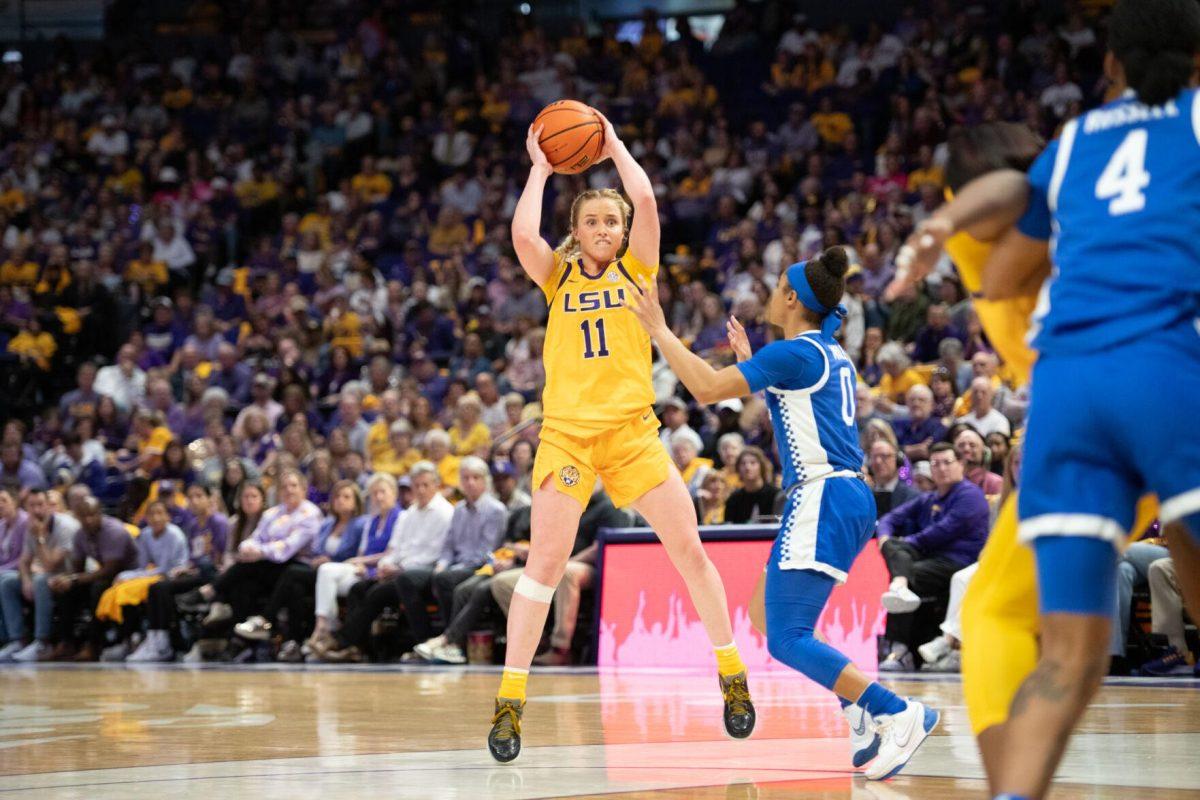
[
  {"xmin": 7, "ymin": 318, "xmax": 57, "ymax": 371},
  {"xmin": 0, "ymin": 245, "xmax": 39, "ymax": 288},
  {"xmin": 366, "ymin": 389, "xmax": 405, "ymax": 465},
  {"xmin": 422, "ymin": 429, "xmax": 460, "ymax": 494},
  {"xmin": 697, "ymin": 471, "xmax": 728, "ymax": 525},
  {"xmin": 324, "ymin": 297, "xmax": 364, "ymax": 358},
  {"xmin": 669, "ymin": 427, "xmax": 714, "ymax": 495},
  {"xmin": 811, "ymin": 96, "xmax": 853, "ymax": 146},
  {"xmin": 874, "ymin": 342, "xmax": 926, "ymax": 409},
  {"xmin": 0, "ymin": 175, "xmax": 25, "ymax": 215},
  {"xmin": 487, "ymin": 113, "xmax": 753, "ymax": 762},
  {"xmin": 799, "ymin": 45, "xmax": 836, "ymax": 94},
  {"xmin": 104, "ymin": 155, "xmax": 144, "ymax": 196},
  {"xmin": 124, "ymin": 242, "xmax": 169, "ymax": 296},
  {"xmin": 299, "ymin": 196, "xmax": 333, "ymax": 246},
  {"xmin": 351, "ymin": 156, "xmax": 392, "ymax": 205},
  {"xmin": 427, "ymin": 206, "xmax": 469, "ymax": 256},
  {"xmin": 124, "ymin": 409, "xmax": 174, "ymax": 475},
  {"xmin": 716, "ymin": 431, "xmax": 744, "ymax": 493},
  {"xmin": 675, "ymin": 161, "xmax": 712, "ymax": 199},
  {"xmin": 906, "ymin": 146, "xmax": 945, "ymax": 192},
  {"xmin": 235, "ymin": 165, "xmax": 281, "ymax": 208},
  {"xmin": 372, "ymin": 420, "xmax": 423, "ymax": 478},
  {"xmin": 448, "ymin": 394, "xmax": 492, "ymax": 457}
]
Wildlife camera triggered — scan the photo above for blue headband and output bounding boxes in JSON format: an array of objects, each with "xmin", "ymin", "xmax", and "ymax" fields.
[{"xmin": 786, "ymin": 260, "xmax": 847, "ymax": 338}]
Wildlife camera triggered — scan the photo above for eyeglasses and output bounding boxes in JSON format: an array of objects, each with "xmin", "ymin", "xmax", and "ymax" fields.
[{"xmin": 929, "ymin": 459, "xmax": 957, "ymax": 469}]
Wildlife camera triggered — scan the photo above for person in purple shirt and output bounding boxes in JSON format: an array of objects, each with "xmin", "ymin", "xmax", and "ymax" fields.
[
  {"xmin": 127, "ymin": 485, "xmax": 231, "ymax": 662},
  {"xmin": 0, "ymin": 488, "xmax": 26, "ymax": 573},
  {"xmin": 97, "ymin": 501, "xmax": 190, "ymax": 661},
  {"xmin": 0, "ymin": 442, "xmax": 47, "ymax": 492},
  {"xmin": 0, "ymin": 488, "xmax": 30, "ymax": 659},
  {"xmin": 188, "ymin": 469, "xmax": 320, "ymax": 631},
  {"xmin": 874, "ymin": 443, "xmax": 989, "ymax": 671},
  {"xmin": 891, "ymin": 385, "xmax": 946, "ymax": 463},
  {"xmin": 909, "ymin": 304, "xmax": 965, "ymax": 364},
  {"xmin": 58, "ymin": 362, "xmax": 103, "ymax": 424},
  {"xmin": 48, "ymin": 497, "xmax": 138, "ymax": 661}
]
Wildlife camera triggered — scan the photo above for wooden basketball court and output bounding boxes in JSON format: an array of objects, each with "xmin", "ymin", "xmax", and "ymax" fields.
[{"xmin": 0, "ymin": 665, "xmax": 1197, "ymax": 798}]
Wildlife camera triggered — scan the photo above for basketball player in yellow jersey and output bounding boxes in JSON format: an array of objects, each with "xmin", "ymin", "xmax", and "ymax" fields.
[
  {"xmin": 487, "ymin": 114, "xmax": 755, "ymax": 762},
  {"xmin": 889, "ymin": 121, "xmax": 1158, "ymax": 790}
]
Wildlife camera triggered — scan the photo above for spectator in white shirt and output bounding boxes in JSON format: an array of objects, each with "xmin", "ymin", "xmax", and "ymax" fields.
[
  {"xmin": 151, "ymin": 221, "xmax": 196, "ymax": 276},
  {"xmin": 1040, "ymin": 64, "xmax": 1083, "ymax": 119},
  {"xmin": 94, "ymin": 344, "xmax": 147, "ymax": 413},
  {"xmin": 313, "ymin": 462, "xmax": 454, "ymax": 662},
  {"xmin": 957, "ymin": 378, "xmax": 1012, "ymax": 439},
  {"xmin": 86, "ymin": 115, "xmax": 129, "ymax": 161}
]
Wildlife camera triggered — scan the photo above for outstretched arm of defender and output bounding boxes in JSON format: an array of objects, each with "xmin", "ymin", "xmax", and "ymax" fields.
[
  {"xmin": 625, "ymin": 275, "xmax": 750, "ymax": 404},
  {"xmin": 511, "ymin": 124, "xmax": 556, "ymax": 287},
  {"xmin": 886, "ymin": 169, "xmax": 1033, "ymax": 301},
  {"xmin": 595, "ymin": 112, "xmax": 660, "ymax": 268}
]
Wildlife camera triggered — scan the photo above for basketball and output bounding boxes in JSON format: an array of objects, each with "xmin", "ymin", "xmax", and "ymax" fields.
[{"xmin": 533, "ymin": 100, "xmax": 604, "ymax": 174}]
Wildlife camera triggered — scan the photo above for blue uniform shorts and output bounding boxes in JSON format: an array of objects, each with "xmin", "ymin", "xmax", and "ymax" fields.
[
  {"xmin": 774, "ymin": 475, "xmax": 876, "ymax": 583},
  {"xmin": 1019, "ymin": 322, "xmax": 1200, "ymax": 613}
]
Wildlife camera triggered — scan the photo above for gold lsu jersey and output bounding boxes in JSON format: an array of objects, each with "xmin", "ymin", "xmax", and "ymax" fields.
[{"xmin": 539, "ymin": 249, "xmax": 657, "ymax": 438}]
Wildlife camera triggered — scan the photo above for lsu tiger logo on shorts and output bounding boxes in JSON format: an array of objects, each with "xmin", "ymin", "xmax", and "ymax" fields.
[{"xmin": 559, "ymin": 465, "xmax": 581, "ymax": 487}]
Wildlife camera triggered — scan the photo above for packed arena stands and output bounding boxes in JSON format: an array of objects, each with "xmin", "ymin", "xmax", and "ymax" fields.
[{"xmin": 0, "ymin": 0, "xmax": 1191, "ymax": 675}]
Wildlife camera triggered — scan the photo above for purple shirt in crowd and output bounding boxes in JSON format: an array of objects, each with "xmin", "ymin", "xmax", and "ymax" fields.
[
  {"xmin": 876, "ymin": 479, "xmax": 990, "ymax": 567},
  {"xmin": 0, "ymin": 509, "xmax": 28, "ymax": 571},
  {"xmin": 246, "ymin": 500, "xmax": 321, "ymax": 563},
  {"xmin": 73, "ymin": 516, "xmax": 139, "ymax": 572},
  {"xmin": 186, "ymin": 512, "xmax": 230, "ymax": 566}
]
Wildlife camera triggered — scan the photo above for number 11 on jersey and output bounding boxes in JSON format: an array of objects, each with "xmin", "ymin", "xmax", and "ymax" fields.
[{"xmin": 581, "ymin": 318, "xmax": 610, "ymax": 359}]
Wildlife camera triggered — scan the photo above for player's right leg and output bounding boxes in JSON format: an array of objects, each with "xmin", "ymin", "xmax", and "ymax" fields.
[
  {"xmin": 488, "ymin": 437, "xmax": 591, "ymax": 763},
  {"xmin": 995, "ymin": 354, "xmax": 1138, "ymax": 799},
  {"xmin": 992, "ymin": 536, "xmax": 1116, "ymax": 800},
  {"xmin": 960, "ymin": 494, "xmax": 1040, "ymax": 784}
]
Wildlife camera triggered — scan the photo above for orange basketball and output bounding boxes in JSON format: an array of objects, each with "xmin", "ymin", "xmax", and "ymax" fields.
[{"xmin": 533, "ymin": 100, "xmax": 605, "ymax": 175}]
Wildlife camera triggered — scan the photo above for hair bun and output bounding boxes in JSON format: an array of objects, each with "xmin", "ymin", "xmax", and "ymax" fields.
[{"xmin": 818, "ymin": 246, "xmax": 850, "ymax": 279}]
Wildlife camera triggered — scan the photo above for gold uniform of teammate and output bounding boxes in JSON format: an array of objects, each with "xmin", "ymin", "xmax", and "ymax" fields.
[
  {"xmin": 945, "ymin": 231, "xmax": 1158, "ymax": 736},
  {"xmin": 532, "ymin": 250, "xmax": 674, "ymax": 508}
]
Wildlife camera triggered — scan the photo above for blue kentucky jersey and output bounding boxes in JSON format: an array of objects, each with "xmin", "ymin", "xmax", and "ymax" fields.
[
  {"xmin": 1018, "ymin": 88, "xmax": 1200, "ymax": 356},
  {"xmin": 736, "ymin": 331, "xmax": 864, "ymax": 489}
]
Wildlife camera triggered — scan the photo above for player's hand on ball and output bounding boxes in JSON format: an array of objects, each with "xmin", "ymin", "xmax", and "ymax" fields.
[
  {"xmin": 526, "ymin": 124, "xmax": 551, "ymax": 171},
  {"xmin": 726, "ymin": 315, "xmax": 752, "ymax": 362},
  {"xmin": 885, "ymin": 216, "xmax": 954, "ymax": 302},
  {"xmin": 593, "ymin": 110, "xmax": 619, "ymax": 161},
  {"xmin": 624, "ymin": 275, "xmax": 667, "ymax": 335}
]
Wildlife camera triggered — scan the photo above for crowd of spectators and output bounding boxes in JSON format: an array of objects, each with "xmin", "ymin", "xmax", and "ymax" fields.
[{"xmin": 0, "ymin": 0, "xmax": 1191, "ymax": 671}]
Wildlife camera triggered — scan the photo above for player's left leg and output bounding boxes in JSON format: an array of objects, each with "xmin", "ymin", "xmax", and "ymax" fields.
[
  {"xmin": 763, "ymin": 553, "xmax": 939, "ymax": 779},
  {"xmin": 992, "ymin": 535, "xmax": 1117, "ymax": 800},
  {"xmin": 603, "ymin": 414, "xmax": 754, "ymax": 737},
  {"xmin": 630, "ymin": 471, "xmax": 755, "ymax": 738}
]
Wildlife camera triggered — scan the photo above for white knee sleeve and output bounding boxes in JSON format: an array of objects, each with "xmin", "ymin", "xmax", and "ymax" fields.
[{"xmin": 514, "ymin": 574, "xmax": 557, "ymax": 603}]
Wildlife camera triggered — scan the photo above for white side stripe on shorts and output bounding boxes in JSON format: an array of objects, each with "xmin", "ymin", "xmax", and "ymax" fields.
[
  {"xmin": 1017, "ymin": 513, "xmax": 1126, "ymax": 544},
  {"xmin": 1161, "ymin": 486, "xmax": 1200, "ymax": 524}
]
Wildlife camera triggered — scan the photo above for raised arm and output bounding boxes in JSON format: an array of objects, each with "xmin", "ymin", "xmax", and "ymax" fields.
[
  {"xmin": 511, "ymin": 125, "xmax": 557, "ymax": 288},
  {"xmin": 885, "ymin": 169, "xmax": 1033, "ymax": 301},
  {"xmin": 596, "ymin": 113, "xmax": 659, "ymax": 267}
]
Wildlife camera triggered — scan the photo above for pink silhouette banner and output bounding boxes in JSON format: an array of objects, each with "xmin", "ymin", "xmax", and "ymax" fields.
[{"xmin": 598, "ymin": 535, "xmax": 887, "ymax": 672}]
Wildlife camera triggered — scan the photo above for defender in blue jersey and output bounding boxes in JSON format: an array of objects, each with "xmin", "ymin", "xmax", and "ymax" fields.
[
  {"xmin": 897, "ymin": 3, "xmax": 1200, "ymax": 798},
  {"xmin": 625, "ymin": 246, "xmax": 940, "ymax": 781}
]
